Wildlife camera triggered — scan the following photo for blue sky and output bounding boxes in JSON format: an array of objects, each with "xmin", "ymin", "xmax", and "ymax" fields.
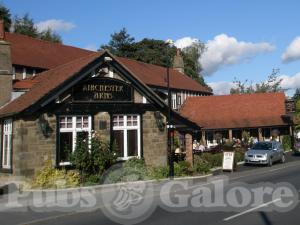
[{"xmin": 3, "ymin": 0, "xmax": 300, "ymax": 95}]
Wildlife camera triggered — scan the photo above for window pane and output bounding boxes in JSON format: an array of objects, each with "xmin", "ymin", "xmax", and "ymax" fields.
[
  {"xmin": 59, "ymin": 132, "xmax": 72, "ymax": 162},
  {"xmin": 113, "ymin": 130, "xmax": 124, "ymax": 157},
  {"xmin": 83, "ymin": 116, "xmax": 89, "ymax": 128},
  {"xmin": 127, "ymin": 130, "xmax": 138, "ymax": 157}
]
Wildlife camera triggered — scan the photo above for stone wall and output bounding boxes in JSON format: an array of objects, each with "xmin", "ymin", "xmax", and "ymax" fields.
[
  {"xmin": 94, "ymin": 112, "xmax": 111, "ymax": 143},
  {"xmin": 143, "ymin": 111, "xmax": 168, "ymax": 167},
  {"xmin": 12, "ymin": 114, "xmax": 56, "ymax": 178}
]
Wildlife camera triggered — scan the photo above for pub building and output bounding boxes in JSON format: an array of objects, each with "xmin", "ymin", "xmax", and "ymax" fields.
[
  {"xmin": 0, "ymin": 21, "xmax": 210, "ymax": 182},
  {"xmin": 180, "ymin": 93, "xmax": 295, "ymax": 148}
]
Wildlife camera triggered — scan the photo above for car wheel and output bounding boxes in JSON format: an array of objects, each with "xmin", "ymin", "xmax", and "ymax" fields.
[
  {"xmin": 280, "ymin": 154, "xmax": 285, "ymax": 163},
  {"xmin": 268, "ymin": 158, "xmax": 273, "ymax": 167}
]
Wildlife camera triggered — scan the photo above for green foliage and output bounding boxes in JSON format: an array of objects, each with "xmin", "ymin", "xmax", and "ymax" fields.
[
  {"xmin": 101, "ymin": 27, "xmax": 135, "ymax": 57},
  {"xmin": 193, "ymin": 162, "xmax": 211, "ymax": 174},
  {"xmin": 293, "ymin": 88, "xmax": 300, "ymax": 101},
  {"xmin": 71, "ymin": 132, "xmax": 117, "ymax": 182},
  {"xmin": 104, "ymin": 158, "xmax": 150, "ymax": 183},
  {"xmin": 0, "ymin": 3, "xmax": 11, "ymax": 31},
  {"xmin": 230, "ymin": 69, "xmax": 282, "ymax": 94},
  {"xmin": 13, "ymin": 14, "xmax": 39, "ymax": 38},
  {"xmin": 0, "ymin": 4, "xmax": 63, "ymax": 43},
  {"xmin": 200, "ymin": 153, "xmax": 223, "ymax": 167},
  {"xmin": 39, "ymin": 28, "xmax": 62, "ymax": 43},
  {"xmin": 30, "ymin": 160, "xmax": 80, "ymax": 189},
  {"xmin": 234, "ymin": 149, "xmax": 246, "ymax": 163},
  {"xmin": 100, "ymin": 28, "xmax": 210, "ymax": 88},
  {"xmin": 84, "ymin": 174, "xmax": 100, "ymax": 186},
  {"xmin": 148, "ymin": 166, "xmax": 169, "ymax": 180},
  {"xmin": 242, "ymin": 131, "xmax": 250, "ymax": 144},
  {"xmin": 174, "ymin": 161, "xmax": 192, "ymax": 177},
  {"xmin": 282, "ymin": 135, "xmax": 292, "ymax": 151}
]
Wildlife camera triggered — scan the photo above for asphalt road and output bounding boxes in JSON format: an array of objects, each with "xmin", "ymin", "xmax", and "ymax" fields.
[{"xmin": 1, "ymin": 152, "xmax": 300, "ymax": 225}]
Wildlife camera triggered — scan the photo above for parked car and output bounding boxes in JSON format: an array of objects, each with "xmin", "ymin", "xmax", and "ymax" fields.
[
  {"xmin": 244, "ymin": 141, "xmax": 285, "ymax": 166},
  {"xmin": 294, "ymin": 137, "xmax": 300, "ymax": 155}
]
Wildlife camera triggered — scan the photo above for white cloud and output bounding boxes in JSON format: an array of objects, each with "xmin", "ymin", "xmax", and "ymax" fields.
[
  {"xmin": 208, "ymin": 81, "xmax": 235, "ymax": 95},
  {"xmin": 84, "ymin": 44, "xmax": 98, "ymax": 51},
  {"xmin": 281, "ymin": 37, "xmax": 300, "ymax": 63},
  {"xmin": 35, "ymin": 19, "xmax": 76, "ymax": 32},
  {"xmin": 175, "ymin": 34, "xmax": 275, "ymax": 76},
  {"xmin": 279, "ymin": 72, "xmax": 300, "ymax": 91},
  {"xmin": 208, "ymin": 72, "xmax": 300, "ymax": 96},
  {"xmin": 174, "ymin": 37, "xmax": 199, "ymax": 49},
  {"xmin": 200, "ymin": 34, "xmax": 275, "ymax": 75}
]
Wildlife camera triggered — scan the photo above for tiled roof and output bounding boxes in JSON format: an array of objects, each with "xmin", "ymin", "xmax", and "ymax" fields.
[
  {"xmin": 6, "ymin": 32, "xmax": 211, "ymax": 93},
  {"xmin": 180, "ymin": 92, "xmax": 288, "ymax": 129},
  {"xmin": 117, "ymin": 57, "xmax": 210, "ymax": 93},
  {"xmin": 5, "ymin": 32, "xmax": 94, "ymax": 69},
  {"xmin": 0, "ymin": 52, "xmax": 101, "ymax": 117}
]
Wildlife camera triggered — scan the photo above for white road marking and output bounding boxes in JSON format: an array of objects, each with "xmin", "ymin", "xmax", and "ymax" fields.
[{"xmin": 223, "ymin": 198, "xmax": 281, "ymax": 221}]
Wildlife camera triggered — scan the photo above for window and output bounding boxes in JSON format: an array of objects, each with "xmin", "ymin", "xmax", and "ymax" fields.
[
  {"xmin": 22, "ymin": 68, "xmax": 26, "ymax": 79},
  {"xmin": 112, "ymin": 115, "xmax": 141, "ymax": 160},
  {"xmin": 1, "ymin": 119, "xmax": 12, "ymax": 169},
  {"xmin": 59, "ymin": 115, "xmax": 91, "ymax": 165},
  {"xmin": 172, "ymin": 93, "xmax": 177, "ymax": 109}
]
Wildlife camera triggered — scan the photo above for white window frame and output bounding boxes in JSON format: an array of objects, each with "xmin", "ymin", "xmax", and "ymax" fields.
[
  {"xmin": 2, "ymin": 119, "xmax": 12, "ymax": 169},
  {"xmin": 22, "ymin": 68, "xmax": 26, "ymax": 79},
  {"xmin": 172, "ymin": 93, "xmax": 177, "ymax": 109},
  {"xmin": 59, "ymin": 115, "xmax": 92, "ymax": 166},
  {"xmin": 113, "ymin": 114, "xmax": 141, "ymax": 160}
]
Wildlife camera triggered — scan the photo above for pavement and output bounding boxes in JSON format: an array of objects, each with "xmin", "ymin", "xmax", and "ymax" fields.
[{"xmin": 1, "ymin": 152, "xmax": 300, "ymax": 225}]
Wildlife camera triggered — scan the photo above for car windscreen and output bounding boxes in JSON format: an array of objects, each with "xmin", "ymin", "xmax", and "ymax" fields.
[{"xmin": 251, "ymin": 142, "xmax": 273, "ymax": 150}]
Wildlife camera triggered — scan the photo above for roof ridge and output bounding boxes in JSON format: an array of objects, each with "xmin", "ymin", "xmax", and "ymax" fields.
[
  {"xmin": 5, "ymin": 32, "xmax": 95, "ymax": 53},
  {"xmin": 117, "ymin": 56, "xmax": 212, "ymax": 93}
]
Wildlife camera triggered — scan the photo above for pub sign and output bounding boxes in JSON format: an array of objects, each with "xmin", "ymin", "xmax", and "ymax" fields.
[{"xmin": 73, "ymin": 77, "xmax": 133, "ymax": 102}]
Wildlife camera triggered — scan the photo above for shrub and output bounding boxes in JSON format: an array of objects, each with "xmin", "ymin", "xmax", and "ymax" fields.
[
  {"xmin": 282, "ymin": 135, "xmax": 292, "ymax": 151},
  {"xmin": 71, "ymin": 131, "xmax": 117, "ymax": 182},
  {"xmin": 148, "ymin": 166, "xmax": 169, "ymax": 180},
  {"xmin": 30, "ymin": 160, "xmax": 80, "ymax": 189},
  {"xmin": 104, "ymin": 158, "xmax": 150, "ymax": 183},
  {"xmin": 193, "ymin": 162, "xmax": 211, "ymax": 174},
  {"xmin": 174, "ymin": 161, "xmax": 192, "ymax": 177}
]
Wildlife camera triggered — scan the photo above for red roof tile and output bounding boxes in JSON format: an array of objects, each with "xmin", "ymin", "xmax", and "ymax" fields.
[
  {"xmin": 13, "ymin": 78, "xmax": 39, "ymax": 90},
  {"xmin": 5, "ymin": 32, "xmax": 94, "ymax": 69},
  {"xmin": 117, "ymin": 57, "xmax": 210, "ymax": 93},
  {"xmin": 6, "ymin": 32, "xmax": 211, "ymax": 94},
  {"xmin": 180, "ymin": 93, "xmax": 288, "ymax": 129},
  {"xmin": 0, "ymin": 52, "xmax": 101, "ymax": 117}
]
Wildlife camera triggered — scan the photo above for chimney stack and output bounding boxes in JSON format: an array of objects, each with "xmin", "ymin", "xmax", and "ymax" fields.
[
  {"xmin": 0, "ymin": 20, "xmax": 12, "ymax": 106},
  {"xmin": 172, "ymin": 48, "xmax": 184, "ymax": 73},
  {"xmin": 0, "ymin": 20, "xmax": 5, "ymax": 40}
]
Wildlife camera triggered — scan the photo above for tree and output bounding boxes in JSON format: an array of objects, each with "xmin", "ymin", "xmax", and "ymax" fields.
[
  {"xmin": 13, "ymin": 14, "xmax": 39, "ymax": 38},
  {"xmin": 100, "ymin": 28, "xmax": 211, "ymax": 88},
  {"xmin": 181, "ymin": 41, "xmax": 210, "ymax": 89},
  {"xmin": 0, "ymin": 3, "xmax": 11, "ymax": 31},
  {"xmin": 293, "ymin": 88, "xmax": 300, "ymax": 101},
  {"xmin": 39, "ymin": 28, "xmax": 62, "ymax": 43},
  {"xmin": 230, "ymin": 69, "xmax": 283, "ymax": 94},
  {"xmin": 101, "ymin": 28, "xmax": 135, "ymax": 57}
]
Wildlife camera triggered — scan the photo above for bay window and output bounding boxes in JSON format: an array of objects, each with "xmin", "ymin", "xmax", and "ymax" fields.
[
  {"xmin": 1, "ymin": 119, "xmax": 12, "ymax": 169},
  {"xmin": 112, "ymin": 115, "xmax": 141, "ymax": 160},
  {"xmin": 59, "ymin": 115, "xmax": 91, "ymax": 165}
]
